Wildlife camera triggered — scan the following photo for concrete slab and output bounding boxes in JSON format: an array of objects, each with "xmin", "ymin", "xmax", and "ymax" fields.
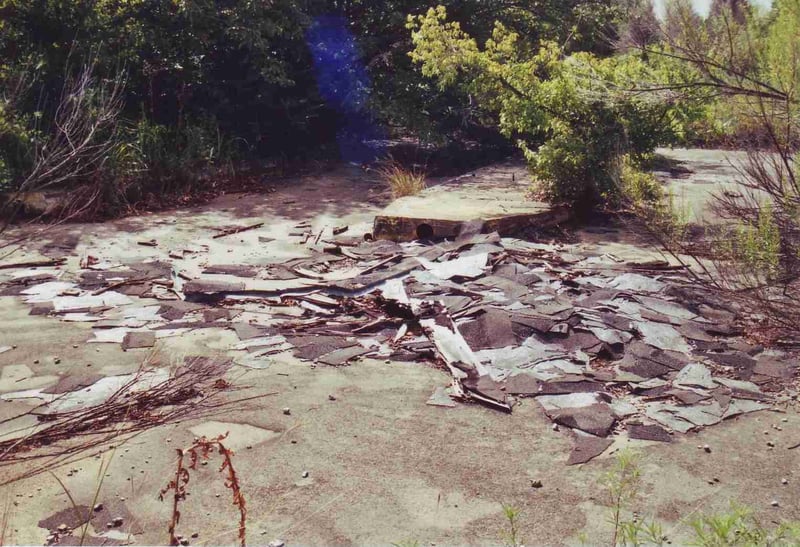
[{"xmin": 373, "ymin": 162, "xmax": 569, "ymax": 241}]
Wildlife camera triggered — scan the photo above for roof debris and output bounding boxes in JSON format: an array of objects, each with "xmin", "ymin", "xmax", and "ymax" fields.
[{"xmin": 1, "ymin": 220, "xmax": 796, "ymax": 466}]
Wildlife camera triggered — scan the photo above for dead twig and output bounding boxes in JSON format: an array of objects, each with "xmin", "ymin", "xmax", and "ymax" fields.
[
  {"xmin": 212, "ymin": 223, "xmax": 264, "ymax": 239},
  {"xmin": 0, "ymin": 357, "xmax": 269, "ymax": 483}
]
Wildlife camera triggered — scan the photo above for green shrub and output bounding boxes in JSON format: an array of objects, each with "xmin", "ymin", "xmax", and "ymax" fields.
[{"xmin": 408, "ymin": 7, "xmax": 687, "ymax": 209}]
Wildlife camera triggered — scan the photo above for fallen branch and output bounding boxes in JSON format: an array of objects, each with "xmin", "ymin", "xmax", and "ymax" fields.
[
  {"xmin": 213, "ymin": 223, "xmax": 264, "ymax": 239},
  {"xmin": 0, "ymin": 356, "xmax": 271, "ymax": 483}
]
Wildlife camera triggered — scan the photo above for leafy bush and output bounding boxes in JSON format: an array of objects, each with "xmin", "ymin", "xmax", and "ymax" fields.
[{"xmin": 408, "ymin": 7, "xmax": 687, "ymax": 209}]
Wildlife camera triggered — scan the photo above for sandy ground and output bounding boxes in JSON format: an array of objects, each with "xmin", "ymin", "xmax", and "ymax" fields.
[{"xmin": 0, "ymin": 153, "xmax": 798, "ymax": 546}]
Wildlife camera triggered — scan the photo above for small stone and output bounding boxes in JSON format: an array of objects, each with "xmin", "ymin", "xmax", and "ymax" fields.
[
  {"xmin": 215, "ymin": 494, "xmax": 221, "ymax": 498},
  {"xmin": 191, "ymin": 533, "xmax": 199, "ymax": 539},
  {"xmin": 201, "ymin": 461, "xmax": 208, "ymax": 466},
  {"xmin": 782, "ymin": 418, "xmax": 789, "ymax": 423},
  {"xmin": 530, "ymin": 480, "xmax": 543, "ymax": 489},
  {"xmin": 246, "ymin": 445, "xmax": 253, "ymax": 450},
  {"xmin": 282, "ymin": 408, "xmax": 291, "ymax": 415},
  {"xmin": 112, "ymin": 517, "xmax": 123, "ymax": 527},
  {"xmin": 290, "ymin": 440, "xmax": 297, "ymax": 444},
  {"xmin": 180, "ymin": 539, "xmax": 189, "ymax": 546},
  {"xmin": 552, "ymin": 423, "xmax": 559, "ymax": 432},
  {"xmin": 33, "ymin": 359, "xmax": 40, "ymax": 364},
  {"xmin": 72, "ymin": 345, "xmax": 78, "ymax": 349},
  {"xmin": 767, "ymin": 441, "xmax": 776, "ymax": 448},
  {"xmin": 771, "ymin": 500, "xmax": 780, "ymax": 507},
  {"xmin": 54, "ymin": 358, "xmax": 60, "ymax": 364},
  {"xmin": 57, "ymin": 524, "xmax": 69, "ymax": 533},
  {"xmin": 106, "ymin": 523, "xmax": 113, "ymax": 529},
  {"xmin": 703, "ymin": 445, "xmax": 711, "ymax": 453},
  {"xmin": 268, "ymin": 540, "xmax": 285, "ymax": 547},
  {"xmin": 166, "ymin": 438, "xmax": 172, "ymax": 443},
  {"xmin": 713, "ymin": 477, "xmax": 720, "ymax": 483},
  {"xmin": 93, "ymin": 503, "xmax": 103, "ymax": 512},
  {"xmin": 301, "ymin": 471, "xmax": 309, "ymax": 478},
  {"xmin": 782, "ymin": 478, "xmax": 789, "ymax": 485},
  {"xmin": 328, "ymin": 394, "xmax": 336, "ymax": 401}
]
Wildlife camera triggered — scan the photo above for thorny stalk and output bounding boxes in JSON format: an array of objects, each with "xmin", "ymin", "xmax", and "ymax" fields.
[{"xmin": 159, "ymin": 434, "xmax": 247, "ymax": 547}]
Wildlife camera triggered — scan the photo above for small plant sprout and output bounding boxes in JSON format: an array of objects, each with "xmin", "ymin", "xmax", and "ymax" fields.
[
  {"xmin": 599, "ymin": 450, "xmax": 667, "ymax": 546},
  {"xmin": 501, "ymin": 502, "xmax": 524, "ymax": 547}
]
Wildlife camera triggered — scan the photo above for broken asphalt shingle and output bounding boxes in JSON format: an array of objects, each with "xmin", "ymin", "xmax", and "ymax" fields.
[
  {"xmin": 316, "ymin": 345, "xmax": 372, "ymax": 366},
  {"xmin": 285, "ymin": 336, "xmax": 360, "ymax": 361},
  {"xmin": 567, "ymin": 433, "xmax": 613, "ymax": 465},
  {"xmin": 458, "ymin": 309, "xmax": 516, "ymax": 350},
  {"xmin": 628, "ymin": 423, "xmax": 672, "ymax": 442},
  {"xmin": 121, "ymin": 331, "xmax": 156, "ymax": 350},
  {"xmin": 549, "ymin": 403, "xmax": 616, "ymax": 437},
  {"xmin": 505, "ymin": 373, "xmax": 540, "ymax": 395}
]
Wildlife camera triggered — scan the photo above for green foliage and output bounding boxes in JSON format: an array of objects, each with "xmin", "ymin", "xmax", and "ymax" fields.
[
  {"xmin": 716, "ymin": 203, "xmax": 783, "ymax": 285},
  {"xmin": 586, "ymin": 451, "xmax": 800, "ymax": 547},
  {"xmin": 614, "ymin": 155, "xmax": 664, "ymax": 208},
  {"xmin": 500, "ymin": 503, "xmax": 523, "ymax": 547},
  {"xmin": 408, "ymin": 6, "xmax": 684, "ymax": 208},
  {"xmin": 690, "ymin": 503, "xmax": 800, "ymax": 546}
]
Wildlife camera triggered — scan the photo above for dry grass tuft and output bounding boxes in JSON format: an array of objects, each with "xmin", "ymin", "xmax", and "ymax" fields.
[{"xmin": 377, "ymin": 160, "xmax": 426, "ymax": 198}]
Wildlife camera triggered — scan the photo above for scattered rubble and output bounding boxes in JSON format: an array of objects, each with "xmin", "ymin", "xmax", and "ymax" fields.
[{"xmin": 1, "ymin": 216, "xmax": 798, "ymax": 467}]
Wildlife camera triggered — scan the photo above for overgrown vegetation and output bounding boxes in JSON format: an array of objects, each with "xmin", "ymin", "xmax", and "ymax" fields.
[
  {"xmin": 0, "ymin": 0, "xmax": 638, "ymax": 223},
  {"xmin": 611, "ymin": 0, "xmax": 800, "ymax": 338}
]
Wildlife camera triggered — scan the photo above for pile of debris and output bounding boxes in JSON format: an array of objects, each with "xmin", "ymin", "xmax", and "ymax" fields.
[{"xmin": 2, "ymin": 222, "xmax": 797, "ymax": 464}]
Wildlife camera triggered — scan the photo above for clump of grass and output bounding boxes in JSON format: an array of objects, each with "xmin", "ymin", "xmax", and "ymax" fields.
[{"xmin": 377, "ymin": 160, "xmax": 426, "ymax": 198}]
